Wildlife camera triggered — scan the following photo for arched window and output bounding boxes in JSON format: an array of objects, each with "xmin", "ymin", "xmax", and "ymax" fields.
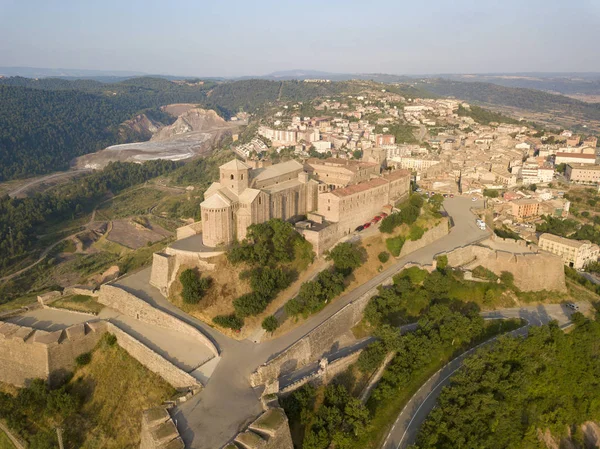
[
  {"xmin": 230, "ymin": 174, "xmax": 234, "ymax": 180},
  {"xmin": 241, "ymin": 174, "xmax": 244, "ymax": 180},
  {"xmin": 258, "ymin": 197, "xmax": 262, "ymax": 205}
]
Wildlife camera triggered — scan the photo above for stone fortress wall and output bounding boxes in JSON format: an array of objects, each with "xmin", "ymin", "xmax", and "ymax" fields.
[
  {"xmin": 0, "ymin": 319, "xmax": 202, "ymax": 392},
  {"xmin": 250, "ymin": 219, "xmax": 450, "ymax": 387},
  {"xmin": 0, "ymin": 320, "xmax": 106, "ymax": 387},
  {"xmin": 278, "ymin": 348, "xmax": 364, "ymax": 395},
  {"xmin": 150, "ymin": 250, "xmax": 217, "ymax": 297},
  {"xmin": 140, "ymin": 407, "xmax": 185, "ymax": 449},
  {"xmin": 222, "ymin": 407, "xmax": 294, "ymax": 449},
  {"xmin": 98, "ymin": 284, "xmax": 219, "ymax": 357},
  {"xmin": 442, "ymin": 243, "xmax": 567, "ymax": 292}
]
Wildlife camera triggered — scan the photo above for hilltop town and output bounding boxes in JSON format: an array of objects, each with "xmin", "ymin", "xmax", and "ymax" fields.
[{"xmin": 1, "ymin": 79, "xmax": 600, "ymax": 449}]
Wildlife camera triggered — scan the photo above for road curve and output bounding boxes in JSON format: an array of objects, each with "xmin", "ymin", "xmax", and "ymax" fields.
[{"xmin": 382, "ymin": 303, "xmax": 583, "ymax": 449}]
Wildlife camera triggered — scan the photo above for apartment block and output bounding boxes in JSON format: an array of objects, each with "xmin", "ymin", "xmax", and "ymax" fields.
[{"xmin": 538, "ymin": 233, "xmax": 599, "ymax": 269}]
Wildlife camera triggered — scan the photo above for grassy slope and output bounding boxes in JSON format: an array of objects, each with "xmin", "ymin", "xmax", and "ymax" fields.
[
  {"xmin": 68, "ymin": 338, "xmax": 176, "ymax": 449},
  {"xmin": 0, "ymin": 431, "xmax": 15, "ymax": 449}
]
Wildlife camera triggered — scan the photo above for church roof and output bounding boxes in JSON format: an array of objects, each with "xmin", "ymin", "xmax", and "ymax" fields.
[
  {"xmin": 252, "ymin": 160, "xmax": 303, "ymax": 183},
  {"xmin": 220, "ymin": 159, "xmax": 251, "ymax": 171},
  {"xmin": 238, "ymin": 188, "xmax": 261, "ymax": 204},
  {"xmin": 201, "ymin": 192, "xmax": 231, "ymax": 209}
]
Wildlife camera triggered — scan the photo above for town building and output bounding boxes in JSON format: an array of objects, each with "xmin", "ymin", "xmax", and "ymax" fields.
[
  {"xmin": 565, "ymin": 164, "xmax": 600, "ymax": 184},
  {"xmin": 511, "ymin": 199, "xmax": 540, "ymax": 221},
  {"xmin": 555, "ymin": 152, "xmax": 597, "ymax": 165},
  {"xmin": 303, "ymin": 158, "xmax": 380, "ymax": 189},
  {"xmin": 538, "ymin": 233, "xmax": 599, "ymax": 269}
]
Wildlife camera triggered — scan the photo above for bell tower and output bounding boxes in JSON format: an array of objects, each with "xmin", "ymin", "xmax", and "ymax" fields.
[{"xmin": 219, "ymin": 159, "xmax": 250, "ymax": 195}]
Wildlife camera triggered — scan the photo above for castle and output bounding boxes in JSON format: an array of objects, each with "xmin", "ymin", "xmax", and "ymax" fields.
[{"xmin": 200, "ymin": 157, "xmax": 411, "ymax": 250}]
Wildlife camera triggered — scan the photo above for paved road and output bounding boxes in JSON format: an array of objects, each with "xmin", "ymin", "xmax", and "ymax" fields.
[
  {"xmin": 115, "ymin": 197, "xmax": 492, "ymax": 449},
  {"xmin": 382, "ymin": 303, "xmax": 587, "ymax": 449},
  {"xmin": 3, "ymin": 197, "xmax": 490, "ymax": 449},
  {"xmin": 8, "ymin": 169, "xmax": 93, "ymax": 198}
]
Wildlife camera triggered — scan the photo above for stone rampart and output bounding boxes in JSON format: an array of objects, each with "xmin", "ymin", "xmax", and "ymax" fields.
[
  {"xmin": 0, "ymin": 321, "xmax": 107, "ymax": 387},
  {"xmin": 399, "ymin": 219, "xmax": 449, "ymax": 257},
  {"xmin": 251, "ymin": 288, "xmax": 375, "ymax": 387},
  {"xmin": 176, "ymin": 222, "xmax": 203, "ymax": 240},
  {"xmin": 279, "ymin": 349, "xmax": 364, "ymax": 395},
  {"xmin": 443, "ymin": 245, "xmax": 566, "ymax": 292},
  {"xmin": 224, "ymin": 408, "xmax": 293, "ymax": 449},
  {"xmin": 150, "ymin": 250, "xmax": 218, "ymax": 296},
  {"xmin": 106, "ymin": 322, "xmax": 201, "ymax": 391},
  {"xmin": 250, "ymin": 219, "xmax": 451, "ymax": 387},
  {"xmin": 140, "ymin": 407, "xmax": 185, "ymax": 449},
  {"xmin": 98, "ymin": 284, "xmax": 218, "ymax": 357}
]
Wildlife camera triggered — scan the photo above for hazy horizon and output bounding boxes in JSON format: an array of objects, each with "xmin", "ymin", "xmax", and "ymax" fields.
[{"xmin": 1, "ymin": 0, "xmax": 600, "ymax": 77}]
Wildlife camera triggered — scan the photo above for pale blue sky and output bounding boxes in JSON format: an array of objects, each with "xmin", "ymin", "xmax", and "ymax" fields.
[{"xmin": 0, "ymin": 0, "xmax": 599, "ymax": 77}]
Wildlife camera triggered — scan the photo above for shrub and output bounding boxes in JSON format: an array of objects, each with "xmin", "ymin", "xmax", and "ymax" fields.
[
  {"xmin": 248, "ymin": 266, "xmax": 291, "ymax": 299},
  {"xmin": 408, "ymin": 225, "xmax": 425, "ymax": 241},
  {"xmin": 483, "ymin": 189, "xmax": 499, "ymax": 198},
  {"xmin": 75, "ymin": 352, "xmax": 92, "ymax": 366},
  {"xmin": 394, "ymin": 266, "xmax": 428, "ymax": 285},
  {"xmin": 213, "ymin": 314, "xmax": 244, "ymax": 330},
  {"xmin": 436, "ymin": 255, "xmax": 448, "ymax": 271},
  {"xmin": 472, "ymin": 265, "xmax": 498, "ymax": 281},
  {"xmin": 104, "ymin": 333, "xmax": 117, "ymax": 346},
  {"xmin": 262, "ymin": 315, "xmax": 279, "ymax": 333},
  {"xmin": 180, "ymin": 269, "xmax": 212, "ymax": 304},
  {"xmin": 386, "ymin": 236, "xmax": 405, "ymax": 257},
  {"xmin": 233, "ymin": 292, "xmax": 268, "ymax": 318},
  {"xmin": 410, "ymin": 194, "xmax": 424, "ymax": 208},
  {"xmin": 378, "ymin": 251, "xmax": 390, "ymax": 263}
]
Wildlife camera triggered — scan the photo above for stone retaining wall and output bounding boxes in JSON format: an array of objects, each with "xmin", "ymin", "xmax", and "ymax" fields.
[
  {"xmin": 399, "ymin": 218, "xmax": 449, "ymax": 257},
  {"xmin": 250, "ymin": 219, "xmax": 450, "ymax": 387},
  {"xmin": 443, "ymin": 245, "xmax": 566, "ymax": 292},
  {"xmin": 224, "ymin": 408, "xmax": 293, "ymax": 449},
  {"xmin": 106, "ymin": 322, "xmax": 201, "ymax": 391},
  {"xmin": 98, "ymin": 284, "xmax": 218, "ymax": 357},
  {"xmin": 140, "ymin": 407, "xmax": 185, "ymax": 449}
]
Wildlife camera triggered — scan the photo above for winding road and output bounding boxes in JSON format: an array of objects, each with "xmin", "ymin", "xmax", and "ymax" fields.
[
  {"xmin": 382, "ymin": 304, "xmax": 586, "ymax": 449},
  {"xmin": 4, "ymin": 196, "xmax": 575, "ymax": 449}
]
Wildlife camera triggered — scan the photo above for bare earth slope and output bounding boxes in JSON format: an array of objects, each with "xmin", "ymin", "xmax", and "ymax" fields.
[{"xmin": 74, "ymin": 106, "xmax": 239, "ymax": 169}]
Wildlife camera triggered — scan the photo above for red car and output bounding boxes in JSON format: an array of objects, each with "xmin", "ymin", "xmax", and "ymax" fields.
[
  {"xmin": 363, "ymin": 222, "xmax": 371, "ymax": 229},
  {"xmin": 380, "ymin": 212, "xmax": 388, "ymax": 218},
  {"xmin": 372, "ymin": 216, "xmax": 382, "ymax": 223}
]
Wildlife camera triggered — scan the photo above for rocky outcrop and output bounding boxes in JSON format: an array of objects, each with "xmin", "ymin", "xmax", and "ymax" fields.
[
  {"xmin": 151, "ymin": 108, "xmax": 227, "ymax": 141},
  {"xmin": 119, "ymin": 113, "xmax": 163, "ymax": 142}
]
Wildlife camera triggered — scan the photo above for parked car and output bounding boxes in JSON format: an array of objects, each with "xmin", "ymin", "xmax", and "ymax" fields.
[
  {"xmin": 380, "ymin": 212, "xmax": 388, "ymax": 218},
  {"xmin": 450, "ymin": 194, "xmax": 454, "ymax": 198},
  {"xmin": 363, "ymin": 222, "xmax": 371, "ymax": 229},
  {"xmin": 566, "ymin": 303, "xmax": 579, "ymax": 311},
  {"xmin": 355, "ymin": 225, "xmax": 364, "ymax": 232},
  {"xmin": 372, "ymin": 216, "xmax": 382, "ymax": 223},
  {"xmin": 471, "ymin": 197, "xmax": 478, "ymax": 202}
]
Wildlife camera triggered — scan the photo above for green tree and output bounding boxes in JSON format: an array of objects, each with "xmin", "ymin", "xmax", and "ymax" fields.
[
  {"xmin": 261, "ymin": 315, "xmax": 279, "ymax": 333},
  {"xmin": 428, "ymin": 194, "xmax": 444, "ymax": 212},
  {"xmin": 378, "ymin": 251, "xmax": 390, "ymax": 263},
  {"xmin": 180, "ymin": 269, "xmax": 212, "ymax": 304},
  {"xmin": 326, "ymin": 242, "xmax": 364, "ymax": 274}
]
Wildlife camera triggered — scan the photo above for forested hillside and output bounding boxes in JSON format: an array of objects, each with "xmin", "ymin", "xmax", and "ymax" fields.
[
  {"xmin": 0, "ymin": 77, "xmax": 374, "ymax": 181},
  {"xmin": 413, "ymin": 313, "xmax": 600, "ymax": 449},
  {"xmin": 418, "ymin": 79, "xmax": 600, "ymax": 123},
  {"xmin": 0, "ymin": 79, "xmax": 210, "ymax": 180}
]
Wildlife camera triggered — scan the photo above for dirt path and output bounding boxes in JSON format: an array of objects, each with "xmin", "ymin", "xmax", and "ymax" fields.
[{"xmin": 8, "ymin": 169, "xmax": 93, "ymax": 198}]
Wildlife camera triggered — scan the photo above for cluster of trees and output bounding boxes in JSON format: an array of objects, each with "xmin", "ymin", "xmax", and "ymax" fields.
[
  {"xmin": 0, "ymin": 160, "xmax": 179, "ymax": 272},
  {"xmin": 212, "ymin": 219, "xmax": 314, "ymax": 330},
  {"xmin": 380, "ymin": 195, "xmax": 424, "ymax": 234},
  {"xmin": 366, "ymin": 304, "xmax": 485, "ymax": 408},
  {"xmin": 0, "ymin": 379, "xmax": 81, "ymax": 449},
  {"xmin": 374, "ymin": 123, "xmax": 418, "ymax": 144},
  {"xmin": 284, "ymin": 242, "xmax": 364, "ymax": 317},
  {"xmin": 537, "ymin": 215, "xmax": 600, "ymax": 245},
  {"xmin": 456, "ymin": 104, "xmax": 520, "ymax": 125},
  {"xmin": 179, "ymin": 269, "xmax": 212, "ymax": 304},
  {"xmin": 412, "ymin": 314, "xmax": 600, "ymax": 449},
  {"xmin": 281, "ymin": 383, "xmax": 371, "ymax": 449}
]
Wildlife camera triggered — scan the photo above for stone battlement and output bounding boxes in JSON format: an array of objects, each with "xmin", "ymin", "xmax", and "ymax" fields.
[
  {"xmin": 0, "ymin": 320, "xmax": 106, "ymax": 387},
  {"xmin": 223, "ymin": 408, "xmax": 293, "ymax": 449}
]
